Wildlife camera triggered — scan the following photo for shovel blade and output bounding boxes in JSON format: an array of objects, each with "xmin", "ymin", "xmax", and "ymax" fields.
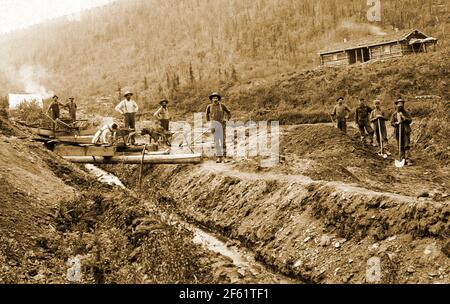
[{"xmin": 395, "ymin": 159, "xmax": 405, "ymax": 168}]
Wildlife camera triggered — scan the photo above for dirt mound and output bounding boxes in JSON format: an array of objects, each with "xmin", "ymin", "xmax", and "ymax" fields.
[
  {"xmin": 55, "ymin": 191, "xmax": 213, "ymax": 284},
  {"xmin": 0, "ymin": 116, "xmax": 23, "ymax": 137},
  {"xmin": 0, "ymin": 136, "xmax": 222, "ymax": 283}
]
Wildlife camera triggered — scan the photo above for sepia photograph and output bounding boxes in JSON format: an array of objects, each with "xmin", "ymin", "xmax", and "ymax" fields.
[{"xmin": 0, "ymin": 0, "xmax": 448, "ymax": 295}]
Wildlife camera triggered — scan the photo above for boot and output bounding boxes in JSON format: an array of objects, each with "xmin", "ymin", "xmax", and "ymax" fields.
[{"xmin": 405, "ymin": 151, "xmax": 413, "ymax": 165}]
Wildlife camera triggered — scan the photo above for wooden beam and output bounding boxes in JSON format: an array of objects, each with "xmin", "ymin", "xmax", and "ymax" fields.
[
  {"xmin": 54, "ymin": 145, "xmax": 116, "ymax": 157},
  {"xmin": 62, "ymin": 154, "xmax": 202, "ymax": 164},
  {"xmin": 56, "ymin": 136, "xmax": 94, "ymax": 144}
]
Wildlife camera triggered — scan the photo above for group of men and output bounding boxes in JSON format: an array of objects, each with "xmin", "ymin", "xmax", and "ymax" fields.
[
  {"xmin": 330, "ymin": 96, "xmax": 413, "ymax": 165},
  {"xmin": 97, "ymin": 90, "xmax": 232, "ymax": 163},
  {"xmin": 47, "ymin": 95, "xmax": 78, "ymax": 122}
]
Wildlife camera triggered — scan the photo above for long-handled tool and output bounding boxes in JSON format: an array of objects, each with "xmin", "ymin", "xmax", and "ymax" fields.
[
  {"xmin": 330, "ymin": 115, "xmax": 337, "ymax": 128},
  {"xmin": 179, "ymin": 130, "xmax": 209, "ymax": 149},
  {"xmin": 377, "ymin": 119, "xmax": 387, "ymax": 159},
  {"xmin": 395, "ymin": 121, "xmax": 405, "ymax": 168}
]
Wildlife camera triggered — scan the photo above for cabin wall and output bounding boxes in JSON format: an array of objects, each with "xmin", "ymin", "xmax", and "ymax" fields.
[
  {"xmin": 369, "ymin": 42, "xmax": 404, "ymax": 59},
  {"xmin": 321, "ymin": 51, "xmax": 349, "ymax": 66}
]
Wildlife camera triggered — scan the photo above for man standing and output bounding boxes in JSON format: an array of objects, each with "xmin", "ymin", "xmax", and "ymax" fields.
[
  {"xmin": 47, "ymin": 95, "xmax": 61, "ymax": 136},
  {"xmin": 154, "ymin": 99, "xmax": 170, "ymax": 131},
  {"xmin": 47, "ymin": 95, "xmax": 61, "ymax": 120},
  {"xmin": 370, "ymin": 100, "xmax": 390, "ymax": 154},
  {"xmin": 355, "ymin": 98, "xmax": 374, "ymax": 144},
  {"xmin": 115, "ymin": 91, "xmax": 139, "ymax": 144},
  {"xmin": 206, "ymin": 92, "xmax": 231, "ymax": 163},
  {"xmin": 65, "ymin": 97, "xmax": 77, "ymax": 122},
  {"xmin": 390, "ymin": 98, "xmax": 413, "ymax": 165},
  {"xmin": 330, "ymin": 97, "xmax": 351, "ymax": 134}
]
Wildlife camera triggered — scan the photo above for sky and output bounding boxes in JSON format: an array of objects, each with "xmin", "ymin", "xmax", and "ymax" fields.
[{"xmin": 0, "ymin": 0, "xmax": 112, "ymax": 34}]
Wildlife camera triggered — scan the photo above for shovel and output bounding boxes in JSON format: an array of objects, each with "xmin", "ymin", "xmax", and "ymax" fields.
[
  {"xmin": 377, "ymin": 119, "xmax": 387, "ymax": 159},
  {"xmin": 395, "ymin": 121, "xmax": 405, "ymax": 168}
]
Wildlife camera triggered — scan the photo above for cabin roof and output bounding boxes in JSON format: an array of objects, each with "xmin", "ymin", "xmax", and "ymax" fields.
[{"xmin": 319, "ymin": 29, "xmax": 434, "ymax": 55}]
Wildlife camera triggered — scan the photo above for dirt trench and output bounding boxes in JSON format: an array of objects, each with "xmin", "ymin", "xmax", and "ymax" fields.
[{"xmin": 113, "ymin": 124, "xmax": 449, "ymax": 284}]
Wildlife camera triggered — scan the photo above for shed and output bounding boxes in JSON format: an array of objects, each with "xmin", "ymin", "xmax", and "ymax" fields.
[{"xmin": 319, "ymin": 29, "xmax": 438, "ymax": 67}]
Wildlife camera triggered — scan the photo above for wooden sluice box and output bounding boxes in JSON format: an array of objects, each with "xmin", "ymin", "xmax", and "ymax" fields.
[{"xmin": 54, "ymin": 144, "xmax": 116, "ymax": 157}]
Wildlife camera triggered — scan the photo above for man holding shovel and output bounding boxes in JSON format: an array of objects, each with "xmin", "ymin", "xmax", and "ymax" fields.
[
  {"xmin": 370, "ymin": 99, "xmax": 390, "ymax": 158},
  {"xmin": 390, "ymin": 98, "xmax": 413, "ymax": 166},
  {"xmin": 355, "ymin": 98, "xmax": 374, "ymax": 145}
]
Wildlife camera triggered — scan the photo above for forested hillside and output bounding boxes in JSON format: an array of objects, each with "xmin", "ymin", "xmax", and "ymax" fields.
[{"xmin": 0, "ymin": 0, "xmax": 448, "ymax": 109}]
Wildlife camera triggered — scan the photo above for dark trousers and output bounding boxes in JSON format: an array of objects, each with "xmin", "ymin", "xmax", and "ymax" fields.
[
  {"xmin": 212, "ymin": 121, "xmax": 227, "ymax": 157},
  {"xmin": 358, "ymin": 120, "xmax": 374, "ymax": 139},
  {"xmin": 395, "ymin": 126, "xmax": 411, "ymax": 158},
  {"xmin": 160, "ymin": 119, "xmax": 170, "ymax": 131},
  {"xmin": 373, "ymin": 119, "xmax": 387, "ymax": 146},
  {"xmin": 337, "ymin": 118, "xmax": 347, "ymax": 134},
  {"xmin": 123, "ymin": 113, "xmax": 136, "ymax": 129},
  {"xmin": 124, "ymin": 113, "xmax": 136, "ymax": 144}
]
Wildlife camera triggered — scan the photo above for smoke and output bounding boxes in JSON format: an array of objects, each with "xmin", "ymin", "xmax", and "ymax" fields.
[
  {"xmin": 1, "ymin": 64, "xmax": 54, "ymax": 98},
  {"xmin": 340, "ymin": 21, "xmax": 387, "ymax": 36},
  {"xmin": 17, "ymin": 65, "xmax": 55, "ymax": 98}
]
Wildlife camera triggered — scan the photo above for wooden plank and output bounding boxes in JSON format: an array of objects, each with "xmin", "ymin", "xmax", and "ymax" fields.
[
  {"xmin": 57, "ymin": 136, "xmax": 94, "ymax": 144},
  {"xmin": 79, "ymin": 128, "xmax": 97, "ymax": 136},
  {"xmin": 29, "ymin": 127, "xmax": 67, "ymax": 137},
  {"xmin": 54, "ymin": 145, "xmax": 116, "ymax": 157},
  {"xmin": 62, "ymin": 153, "xmax": 202, "ymax": 164}
]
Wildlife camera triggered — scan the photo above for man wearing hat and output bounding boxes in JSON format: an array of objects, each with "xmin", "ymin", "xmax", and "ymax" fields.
[
  {"xmin": 355, "ymin": 98, "xmax": 374, "ymax": 144},
  {"xmin": 390, "ymin": 98, "xmax": 413, "ymax": 164},
  {"xmin": 115, "ymin": 91, "xmax": 139, "ymax": 144},
  {"xmin": 154, "ymin": 99, "xmax": 170, "ymax": 131},
  {"xmin": 47, "ymin": 95, "xmax": 61, "ymax": 120},
  {"xmin": 206, "ymin": 92, "xmax": 231, "ymax": 163},
  {"xmin": 330, "ymin": 97, "xmax": 351, "ymax": 134},
  {"xmin": 370, "ymin": 99, "xmax": 389, "ymax": 152},
  {"xmin": 47, "ymin": 95, "xmax": 61, "ymax": 136},
  {"xmin": 65, "ymin": 97, "xmax": 77, "ymax": 122}
]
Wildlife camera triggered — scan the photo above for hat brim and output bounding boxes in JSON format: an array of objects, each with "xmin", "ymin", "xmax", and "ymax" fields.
[
  {"xmin": 209, "ymin": 95, "xmax": 221, "ymax": 100},
  {"xmin": 395, "ymin": 100, "xmax": 405, "ymax": 105},
  {"xmin": 124, "ymin": 93, "xmax": 133, "ymax": 97},
  {"xmin": 160, "ymin": 100, "xmax": 169, "ymax": 105}
]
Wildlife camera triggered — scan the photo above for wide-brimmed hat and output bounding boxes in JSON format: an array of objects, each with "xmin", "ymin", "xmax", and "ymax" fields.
[
  {"xmin": 394, "ymin": 98, "xmax": 405, "ymax": 105},
  {"xmin": 336, "ymin": 97, "xmax": 344, "ymax": 102},
  {"xmin": 52, "ymin": 95, "xmax": 59, "ymax": 99},
  {"xmin": 159, "ymin": 99, "xmax": 169, "ymax": 105},
  {"xmin": 123, "ymin": 91, "xmax": 133, "ymax": 97},
  {"xmin": 209, "ymin": 92, "xmax": 221, "ymax": 101}
]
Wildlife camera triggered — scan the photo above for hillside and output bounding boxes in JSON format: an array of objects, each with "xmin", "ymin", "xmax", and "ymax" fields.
[{"xmin": 0, "ymin": 0, "xmax": 448, "ymax": 110}]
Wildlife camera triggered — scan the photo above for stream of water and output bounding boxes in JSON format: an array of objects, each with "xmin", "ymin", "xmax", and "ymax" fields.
[{"xmin": 85, "ymin": 164, "xmax": 297, "ymax": 284}]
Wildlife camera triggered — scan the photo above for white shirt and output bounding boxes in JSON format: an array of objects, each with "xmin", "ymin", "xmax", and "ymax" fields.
[{"xmin": 115, "ymin": 99, "xmax": 139, "ymax": 114}]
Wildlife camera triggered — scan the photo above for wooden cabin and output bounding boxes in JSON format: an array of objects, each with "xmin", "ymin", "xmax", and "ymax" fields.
[{"xmin": 319, "ymin": 29, "xmax": 438, "ymax": 67}]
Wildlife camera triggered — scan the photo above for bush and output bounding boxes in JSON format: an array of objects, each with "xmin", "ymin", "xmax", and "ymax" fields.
[{"xmin": 10, "ymin": 100, "xmax": 46, "ymax": 126}]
